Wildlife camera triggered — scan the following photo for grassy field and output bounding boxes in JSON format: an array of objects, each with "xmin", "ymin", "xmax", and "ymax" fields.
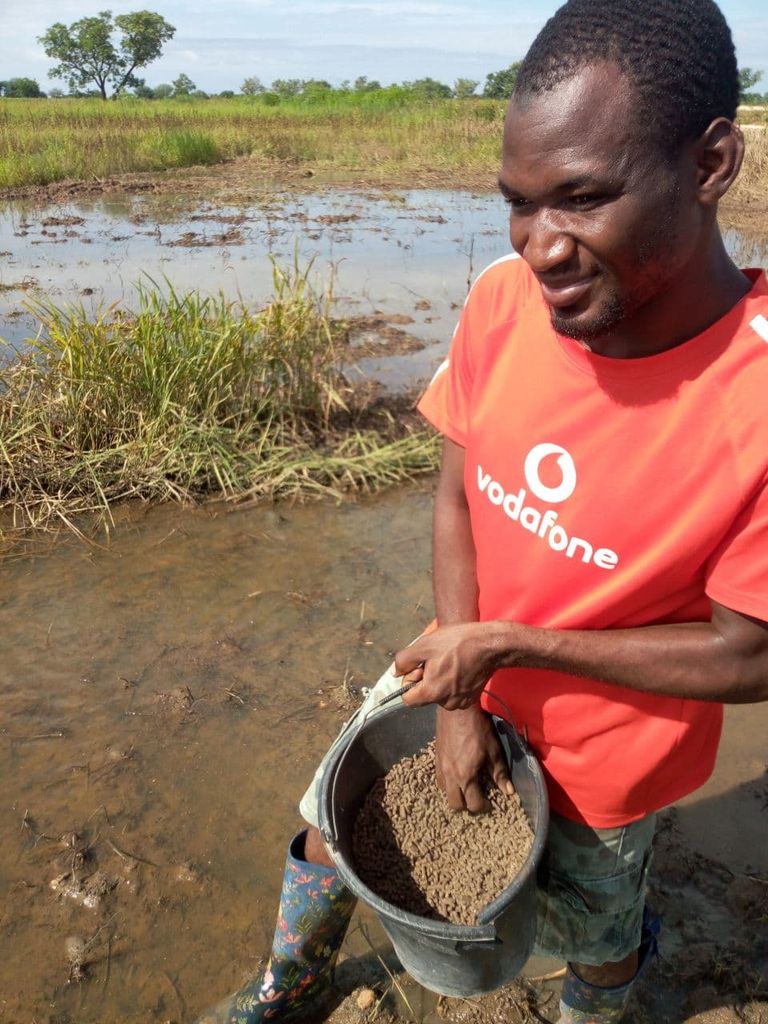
[
  {"xmin": 0, "ymin": 264, "xmax": 439, "ymax": 547},
  {"xmin": 0, "ymin": 94, "xmax": 505, "ymax": 190},
  {"xmin": 1, "ymin": 95, "xmax": 766, "ymax": 196}
]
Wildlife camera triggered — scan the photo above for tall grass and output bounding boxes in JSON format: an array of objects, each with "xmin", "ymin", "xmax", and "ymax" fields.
[
  {"xmin": 0, "ymin": 263, "xmax": 439, "ymax": 545},
  {"xmin": 0, "ymin": 95, "xmax": 505, "ymax": 189}
]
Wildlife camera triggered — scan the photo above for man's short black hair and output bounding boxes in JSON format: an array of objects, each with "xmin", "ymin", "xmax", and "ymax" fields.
[{"xmin": 515, "ymin": 0, "xmax": 740, "ymax": 155}]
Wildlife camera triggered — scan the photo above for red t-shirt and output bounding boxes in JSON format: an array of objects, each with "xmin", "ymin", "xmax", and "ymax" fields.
[{"xmin": 418, "ymin": 255, "xmax": 768, "ymax": 828}]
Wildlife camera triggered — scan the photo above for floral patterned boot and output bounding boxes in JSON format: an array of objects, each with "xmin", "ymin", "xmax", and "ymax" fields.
[
  {"xmin": 558, "ymin": 907, "xmax": 661, "ymax": 1024},
  {"xmin": 196, "ymin": 831, "xmax": 356, "ymax": 1023}
]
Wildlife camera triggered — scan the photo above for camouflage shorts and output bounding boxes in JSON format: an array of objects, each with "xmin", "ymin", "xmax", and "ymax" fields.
[
  {"xmin": 533, "ymin": 809, "xmax": 655, "ymax": 966},
  {"xmin": 298, "ymin": 661, "xmax": 655, "ymax": 968}
]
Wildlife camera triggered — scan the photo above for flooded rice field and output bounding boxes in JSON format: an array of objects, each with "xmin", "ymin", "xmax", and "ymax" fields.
[
  {"xmin": 0, "ymin": 188, "xmax": 512, "ymax": 389},
  {"xmin": 1, "ymin": 185, "xmax": 767, "ymax": 1022},
  {"xmin": 2, "ymin": 187, "xmax": 767, "ymax": 386}
]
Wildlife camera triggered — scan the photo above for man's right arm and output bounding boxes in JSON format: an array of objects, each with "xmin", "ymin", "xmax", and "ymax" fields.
[{"xmin": 433, "ymin": 437, "xmax": 514, "ymax": 812}]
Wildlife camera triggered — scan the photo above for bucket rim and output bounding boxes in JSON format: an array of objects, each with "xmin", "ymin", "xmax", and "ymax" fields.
[{"xmin": 318, "ymin": 701, "xmax": 549, "ymax": 938}]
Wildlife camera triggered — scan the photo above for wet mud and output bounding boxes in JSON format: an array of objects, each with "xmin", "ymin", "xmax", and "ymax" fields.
[
  {"xmin": 0, "ymin": 489, "xmax": 765, "ymax": 1023},
  {"xmin": 353, "ymin": 742, "xmax": 533, "ymax": 925}
]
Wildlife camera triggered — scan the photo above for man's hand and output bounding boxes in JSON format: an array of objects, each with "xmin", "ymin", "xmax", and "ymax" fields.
[
  {"xmin": 394, "ymin": 621, "xmax": 517, "ymax": 709},
  {"xmin": 436, "ymin": 704, "xmax": 514, "ymax": 812}
]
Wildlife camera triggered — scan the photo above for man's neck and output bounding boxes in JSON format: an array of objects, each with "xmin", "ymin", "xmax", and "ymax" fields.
[{"xmin": 581, "ymin": 241, "xmax": 752, "ymax": 360}]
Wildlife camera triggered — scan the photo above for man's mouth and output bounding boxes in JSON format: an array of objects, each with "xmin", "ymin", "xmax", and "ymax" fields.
[{"xmin": 538, "ymin": 277, "xmax": 595, "ymax": 309}]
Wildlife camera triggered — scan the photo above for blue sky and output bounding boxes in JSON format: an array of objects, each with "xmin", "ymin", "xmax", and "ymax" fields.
[{"xmin": 5, "ymin": 0, "xmax": 768, "ymax": 94}]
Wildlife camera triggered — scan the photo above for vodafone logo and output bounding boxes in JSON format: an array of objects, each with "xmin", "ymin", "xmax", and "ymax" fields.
[
  {"xmin": 524, "ymin": 444, "xmax": 577, "ymax": 504},
  {"xmin": 476, "ymin": 443, "xmax": 620, "ymax": 572}
]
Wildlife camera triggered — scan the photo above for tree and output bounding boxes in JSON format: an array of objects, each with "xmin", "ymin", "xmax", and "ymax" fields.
[
  {"xmin": 241, "ymin": 76, "xmax": 265, "ymax": 96},
  {"xmin": 39, "ymin": 10, "xmax": 175, "ymax": 100},
  {"xmin": 483, "ymin": 62, "xmax": 522, "ymax": 99},
  {"xmin": 454, "ymin": 77, "xmax": 479, "ymax": 100},
  {"xmin": 0, "ymin": 77, "xmax": 45, "ymax": 97},
  {"xmin": 271, "ymin": 78, "xmax": 302, "ymax": 98},
  {"xmin": 172, "ymin": 73, "xmax": 196, "ymax": 96},
  {"xmin": 405, "ymin": 77, "xmax": 453, "ymax": 100},
  {"xmin": 153, "ymin": 82, "xmax": 173, "ymax": 99},
  {"xmin": 739, "ymin": 67, "xmax": 764, "ymax": 103},
  {"xmin": 354, "ymin": 75, "xmax": 381, "ymax": 93},
  {"xmin": 132, "ymin": 80, "xmax": 155, "ymax": 98}
]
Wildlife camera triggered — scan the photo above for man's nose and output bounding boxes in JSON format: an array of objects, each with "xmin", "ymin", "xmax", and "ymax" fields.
[{"xmin": 512, "ymin": 210, "xmax": 576, "ymax": 273}]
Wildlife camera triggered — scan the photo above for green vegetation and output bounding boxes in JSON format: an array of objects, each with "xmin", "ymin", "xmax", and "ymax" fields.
[
  {"xmin": 739, "ymin": 67, "xmax": 765, "ymax": 105},
  {"xmin": 0, "ymin": 265, "xmax": 439, "ymax": 544},
  {"xmin": 39, "ymin": 9, "xmax": 176, "ymax": 100},
  {"xmin": 0, "ymin": 93, "xmax": 506, "ymax": 190},
  {"xmin": 0, "ymin": 78, "xmax": 46, "ymax": 98}
]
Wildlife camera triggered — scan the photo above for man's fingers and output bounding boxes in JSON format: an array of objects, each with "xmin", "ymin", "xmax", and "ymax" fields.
[
  {"xmin": 462, "ymin": 780, "xmax": 490, "ymax": 815},
  {"xmin": 490, "ymin": 760, "xmax": 515, "ymax": 798},
  {"xmin": 401, "ymin": 680, "xmax": 438, "ymax": 707},
  {"xmin": 392, "ymin": 640, "xmax": 427, "ymax": 677},
  {"xmin": 403, "ymin": 666, "xmax": 424, "ymax": 684},
  {"xmin": 444, "ymin": 780, "xmax": 466, "ymax": 813}
]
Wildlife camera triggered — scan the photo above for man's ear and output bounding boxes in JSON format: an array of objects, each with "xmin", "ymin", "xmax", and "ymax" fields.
[{"xmin": 695, "ymin": 117, "xmax": 745, "ymax": 207}]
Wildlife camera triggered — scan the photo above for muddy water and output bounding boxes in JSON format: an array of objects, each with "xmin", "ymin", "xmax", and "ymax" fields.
[
  {"xmin": 1, "ymin": 486, "xmax": 766, "ymax": 1023},
  {"xmin": 0, "ymin": 490, "xmax": 436, "ymax": 1022}
]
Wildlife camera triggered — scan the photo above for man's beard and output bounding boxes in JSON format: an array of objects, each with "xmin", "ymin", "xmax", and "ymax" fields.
[{"xmin": 550, "ymin": 293, "xmax": 626, "ymax": 344}]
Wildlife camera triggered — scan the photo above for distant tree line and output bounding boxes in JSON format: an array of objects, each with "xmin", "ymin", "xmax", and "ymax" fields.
[
  {"xmin": 5, "ymin": 65, "xmax": 766, "ymax": 104},
  {"xmin": 1, "ymin": 63, "xmax": 526, "ymax": 101}
]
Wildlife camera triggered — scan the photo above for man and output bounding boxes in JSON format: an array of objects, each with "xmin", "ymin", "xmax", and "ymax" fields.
[{"xmin": 197, "ymin": 1, "xmax": 768, "ymax": 1022}]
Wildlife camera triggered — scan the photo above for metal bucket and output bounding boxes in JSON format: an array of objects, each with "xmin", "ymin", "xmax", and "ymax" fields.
[{"xmin": 318, "ymin": 702, "xmax": 549, "ymax": 997}]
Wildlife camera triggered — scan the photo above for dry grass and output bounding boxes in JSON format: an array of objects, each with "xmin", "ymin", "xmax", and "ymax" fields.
[
  {"xmin": 732, "ymin": 124, "xmax": 768, "ymax": 205},
  {"xmin": 0, "ymin": 96, "xmax": 504, "ymax": 191}
]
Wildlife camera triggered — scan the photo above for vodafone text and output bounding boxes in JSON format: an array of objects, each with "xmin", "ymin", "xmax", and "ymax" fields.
[{"xmin": 476, "ymin": 466, "xmax": 620, "ymax": 571}]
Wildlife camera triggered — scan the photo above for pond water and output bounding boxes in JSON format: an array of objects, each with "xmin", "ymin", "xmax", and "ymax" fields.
[{"xmin": 1, "ymin": 186, "xmax": 767, "ymax": 1022}]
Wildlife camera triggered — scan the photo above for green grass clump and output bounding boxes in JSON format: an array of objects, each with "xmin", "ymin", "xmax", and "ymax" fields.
[{"xmin": 0, "ymin": 263, "xmax": 439, "ymax": 544}]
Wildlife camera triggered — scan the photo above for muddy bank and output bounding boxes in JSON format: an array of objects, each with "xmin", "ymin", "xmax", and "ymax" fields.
[
  {"xmin": 1, "ymin": 154, "xmax": 766, "ymax": 236},
  {"xmin": 0, "ymin": 156, "xmax": 499, "ymax": 206}
]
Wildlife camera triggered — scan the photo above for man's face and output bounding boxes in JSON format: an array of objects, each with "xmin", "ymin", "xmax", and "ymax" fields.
[{"xmin": 500, "ymin": 63, "xmax": 702, "ymax": 348}]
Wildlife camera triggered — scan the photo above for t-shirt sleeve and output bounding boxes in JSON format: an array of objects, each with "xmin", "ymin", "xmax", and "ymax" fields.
[
  {"xmin": 416, "ymin": 307, "xmax": 476, "ymax": 447},
  {"xmin": 705, "ymin": 474, "xmax": 768, "ymax": 622}
]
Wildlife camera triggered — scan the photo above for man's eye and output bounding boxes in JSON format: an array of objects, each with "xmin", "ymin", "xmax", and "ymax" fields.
[
  {"xmin": 503, "ymin": 196, "xmax": 530, "ymax": 210},
  {"xmin": 570, "ymin": 194, "xmax": 603, "ymax": 207}
]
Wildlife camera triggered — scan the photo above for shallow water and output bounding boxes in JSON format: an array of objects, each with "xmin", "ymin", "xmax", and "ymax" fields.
[
  {"xmin": 0, "ymin": 490, "xmax": 436, "ymax": 1021},
  {"xmin": 2, "ymin": 188, "xmax": 767, "ymax": 389},
  {"xmin": 1, "ymin": 489, "xmax": 766, "ymax": 1023},
  {"xmin": 0, "ymin": 188, "xmax": 514, "ymax": 389}
]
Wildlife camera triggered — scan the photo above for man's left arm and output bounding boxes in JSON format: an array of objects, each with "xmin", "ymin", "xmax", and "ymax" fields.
[{"xmin": 395, "ymin": 600, "xmax": 768, "ymax": 709}]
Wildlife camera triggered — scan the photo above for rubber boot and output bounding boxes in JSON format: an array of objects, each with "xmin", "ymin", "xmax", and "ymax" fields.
[
  {"xmin": 557, "ymin": 908, "xmax": 661, "ymax": 1024},
  {"xmin": 196, "ymin": 831, "xmax": 357, "ymax": 1024}
]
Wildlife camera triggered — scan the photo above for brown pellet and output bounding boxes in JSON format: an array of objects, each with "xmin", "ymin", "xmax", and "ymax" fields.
[{"xmin": 352, "ymin": 741, "xmax": 534, "ymax": 926}]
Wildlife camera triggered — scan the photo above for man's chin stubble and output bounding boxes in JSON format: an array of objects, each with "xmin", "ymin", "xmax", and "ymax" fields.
[{"xmin": 550, "ymin": 296, "xmax": 626, "ymax": 345}]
